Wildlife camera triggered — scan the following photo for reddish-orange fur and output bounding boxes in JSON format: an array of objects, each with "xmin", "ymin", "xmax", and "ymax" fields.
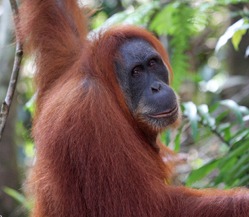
[{"xmin": 20, "ymin": 1, "xmax": 249, "ymax": 216}]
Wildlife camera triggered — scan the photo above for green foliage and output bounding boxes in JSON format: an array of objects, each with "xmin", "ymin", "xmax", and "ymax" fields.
[
  {"xmin": 99, "ymin": 1, "xmax": 207, "ymax": 90},
  {"xmin": 4, "ymin": 187, "xmax": 32, "ymax": 211},
  {"xmin": 217, "ymin": 0, "xmax": 249, "ymax": 4},
  {"xmin": 177, "ymin": 100, "xmax": 249, "ymax": 188},
  {"xmin": 94, "ymin": 2, "xmax": 159, "ymax": 31},
  {"xmin": 91, "ymin": 11, "xmax": 108, "ymax": 29},
  {"xmin": 150, "ymin": 2, "xmax": 198, "ymax": 89},
  {"xmin": 99, "ymin": 0, "xmax": 249, "ymax": 90}
]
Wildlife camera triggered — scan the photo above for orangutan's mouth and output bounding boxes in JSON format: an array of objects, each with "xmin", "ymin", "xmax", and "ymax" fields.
[{"xmin": 148, "ymin": 105, "xmax": 178, "ymax": 118}]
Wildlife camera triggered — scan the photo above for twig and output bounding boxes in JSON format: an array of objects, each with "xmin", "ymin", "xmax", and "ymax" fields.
[
  {"xmin": 199, "ymin": 117, "xmax": 231, "ymax": 147},
  {"xmin": 0, "ymin": 0, "xmax": 23, "ymax": 141}
]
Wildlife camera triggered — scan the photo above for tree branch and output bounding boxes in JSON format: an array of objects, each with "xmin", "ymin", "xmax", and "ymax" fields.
[{"xmin": 0, "ymin": 0, "xmax": 23, "ymax": 141}]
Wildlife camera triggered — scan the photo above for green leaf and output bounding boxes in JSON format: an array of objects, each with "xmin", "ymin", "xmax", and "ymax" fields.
[
  {"xmin": 162, "ymin": 130, "xmax": 171, "ymax": 145},
  {"xmin": 198, "ymin": 104, "xmax": 216, "ymax": 129},
  {"xmin": 25, "ymin": 93, "xmax": 36, "ymax": 115},
  {"xmin": 230, "ymin": 128, "xmax": 249, "ymax": 145},
  {"xmin": 232, "ymin": 164, "xmax": 249, "ymax": 180},
  {"xmin": 98, "ymin": 2, "xmax": 159, "ymax": 32},
  {"xmin": 150, "ymin": 3, "xmax": 175, "ymax": 35},
  {"xmin": 232, "ymin": 29, "xmax": 247, "ymax": 51},
  {"xmin": 220, "ymin": 100, "xmax": 244, "ymax": 125},
  {"xmin": 214, "ymin": 157, "xmax": 237, "ymax": 185},
  {"xmin": 216, "ymin": 18, "xmax": 249, "ymax": 52},
  {"xmin": 4, "ymin": 187, "xmax": 26, "ymax": 204},
  {"xmin": 186, "ymin": 160, "xmax": 219, "ymax": 186},
  {"xmin": 123, "ymin": 2, "xmax": 159, "ymax": 25},
  {"xmin": 217, "ymin": 0, "xmax": 249, "ymax": 5},
  {"xmin": 223, "ymin": 140, "xmax": 249, "ymax": 162},
  {"xmin": 233, "ymin": 175, "xmax": 249, "ymax": 187},
  {"xmin": 227, "ymin": 154, "xmax": 249, "ymax": 177},
  {"xmin": 91, "ymin": 12, "xmax": 108, "ymax": 29},
  {"xmin": 4, "ymin": 187, "xmax": 32, "ymax": 210},
  {"xmin": 215, "ymin": 110, "xmax": 229, "ymax": 123},
  {"xmin": 174, "ymin": 130, "xmax": 181, "ymax": 152}
]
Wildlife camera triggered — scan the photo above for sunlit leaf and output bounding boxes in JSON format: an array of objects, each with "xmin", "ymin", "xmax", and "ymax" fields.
[
  {"xmin": 182, "ymin": 102, "xmax": 198, "ymax": 139},
  {"xmin": 215, "ymin": 18, "xmax": 249, "ymax": 52},
  {"xmin": 232, "ymin": 28, "xmax": 247, "ymax": 51},
  {"xmin": 230, "ymin": 128, "xmax": 249, "ymax": 145},
  {"xmin": 220, "ymin": 100, "xmax": 244, "ymax": 125},
  {"xmin": 25, "ymin": 93, "xmax": 36, "ymax": 115},
  {"xmin": 198, "ymin": 104, "xmax": 216, "ymax": 129},
  {"xmin": 123, "ymin": 2, "xmax": 159, "ymax": 25},
  {"xmin": 150, "ymin": 3, "xmax": 176, "ymax": 35}
]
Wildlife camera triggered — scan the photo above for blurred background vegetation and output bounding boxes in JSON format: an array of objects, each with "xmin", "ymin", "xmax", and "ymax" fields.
[{"xmin": 0, "ymin": 0, "xmax": 249, "ymax": 216}]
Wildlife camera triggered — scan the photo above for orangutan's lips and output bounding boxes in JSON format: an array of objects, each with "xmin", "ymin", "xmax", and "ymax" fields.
[{"xmin": 149, "ymin": 105, "xmax": 178, "ymax": 118}]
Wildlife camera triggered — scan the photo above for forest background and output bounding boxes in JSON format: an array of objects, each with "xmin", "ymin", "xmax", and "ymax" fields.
[{"xmin": 0, "ymin": 0, "xmax": 249, "ymax": 216}]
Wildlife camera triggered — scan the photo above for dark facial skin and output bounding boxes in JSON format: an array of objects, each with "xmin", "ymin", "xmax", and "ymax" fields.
[{"xmin": 115, "ymin": 39, "xmax": 179, "ymax": 134}]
